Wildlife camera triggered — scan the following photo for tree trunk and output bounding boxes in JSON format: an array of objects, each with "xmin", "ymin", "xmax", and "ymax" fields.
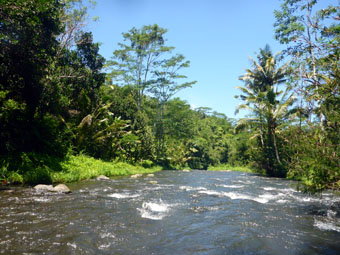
[{"xmin": 272, "ymin": 127, "xmax": 281, "ymax": 164}]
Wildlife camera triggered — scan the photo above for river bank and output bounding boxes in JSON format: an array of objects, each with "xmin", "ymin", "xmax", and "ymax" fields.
[
  {"xmin": 1, "ymin": 154, "xmax": 162, "ymax": 185},
  {"xmin": 1, "ymin": 153, "xmax": 258, "ymax": 186},
  {"xmin": 207, "ymin": 164, "xmax": 254, "ymax": 173}
]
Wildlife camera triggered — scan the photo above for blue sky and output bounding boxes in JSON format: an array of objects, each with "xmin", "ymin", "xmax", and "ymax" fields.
[{"xmin": 87, "ymin": 0, "xmax": 333, "ymax": 119}]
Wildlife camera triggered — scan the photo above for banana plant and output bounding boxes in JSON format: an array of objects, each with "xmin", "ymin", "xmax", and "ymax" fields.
[{"xmin": 76, "ymin": 102, "xmax": 140, "ymax": 160}]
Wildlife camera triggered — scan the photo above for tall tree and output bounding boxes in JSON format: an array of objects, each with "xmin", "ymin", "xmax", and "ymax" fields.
[
  {"xmin": 107, "ymin": 24, "xmax": 173, "ymax": 110},
  {"xmin": 0, "ymin": 0, "xmax": 63, "ymax": 155},
  {"xmin": 149, "ymin": 54, "xmax": 196, "ymax": 152},
  {"xmin": 273, "ymin": 0, "xmax": 338, "ymax": 123},
  {"xmin": 236, "ymin": 46, "xmax": 294, "ymax": 177},
  {"xmin": 108, "ymin": 24, "xmax": 195, "ymax": 156},
  {"xmin": 274, "ymin": 0, "xmax": 340, "ymax": 191},
  {"xmin": 58, "ymin": 0, "xmax": 98, "ymax": 54}
]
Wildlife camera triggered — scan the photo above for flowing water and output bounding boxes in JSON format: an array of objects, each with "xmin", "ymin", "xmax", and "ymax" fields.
[{"xmin": 1, "ymin": 171, "xmax": 340, "ymax": 254}]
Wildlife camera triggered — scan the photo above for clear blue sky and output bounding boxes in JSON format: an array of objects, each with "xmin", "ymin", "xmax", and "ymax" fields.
[{"xmin": 87, "ymin": 0, "xmax": 333, "ymax": 119}]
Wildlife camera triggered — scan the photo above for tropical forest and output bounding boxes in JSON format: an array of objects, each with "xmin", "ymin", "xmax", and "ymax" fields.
[{"xmin": 0, "ymin": 0, "xmax": 340, "ymax": 254}]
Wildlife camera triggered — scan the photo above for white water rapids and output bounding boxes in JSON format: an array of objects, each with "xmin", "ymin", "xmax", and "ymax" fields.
[{"xmin": 0, "ymin": 171, "xmax": 339, "ymax": 254}]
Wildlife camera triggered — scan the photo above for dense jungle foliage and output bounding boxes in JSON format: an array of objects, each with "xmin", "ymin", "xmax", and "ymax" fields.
[{"xmin": 0, "ymin": 0, "xmax": 339, "ymax": 193}]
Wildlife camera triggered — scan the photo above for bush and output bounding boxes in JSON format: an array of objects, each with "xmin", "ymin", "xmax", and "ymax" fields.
[
  {"xmin": 7, "ymin": 172, "xmax": 24, "ymax": 184},
  {"xmin": 141, "ymin": 160, "xmax": 153, "ymax": 168},
  {"xmin": 24, "ymin": 166, "xmax": 52, "ymax": 184}
]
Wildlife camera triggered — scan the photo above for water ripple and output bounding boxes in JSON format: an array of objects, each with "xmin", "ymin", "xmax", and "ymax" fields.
[{"xmin": 1, "ymin": 171, "xmax": 340, "ymax": 254}]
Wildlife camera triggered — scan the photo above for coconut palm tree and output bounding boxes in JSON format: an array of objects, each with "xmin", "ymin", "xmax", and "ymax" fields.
[
  {"xmin": 239, "ymin": 45, "xmax": 289, "ymax": 93},
  {"xmin": 235, "ymin": 45, "xmax": 295, "ymax": 177}
]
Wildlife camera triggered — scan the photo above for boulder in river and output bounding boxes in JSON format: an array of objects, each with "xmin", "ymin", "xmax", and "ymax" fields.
[
  {"xmin": 34, "ymin": 184, "xmax": 55, "ymax": 192},
  {"xmin": 34, "ymin": 184, "xmax": 71, "ymax": 193},
  {"xmin": 130, "ymin": 174, "xmax": 143, "ymax": 178},
  {"xmin": 147, "ymin": 174, "xmax": 155, "ymax": 177},
  {"xmin": 97, "ymin": 175, "xmax": 110, "ymax": 180},
  {"xmin": 53, "ymin": 184, "xmax": 71, "ymax": 193}
]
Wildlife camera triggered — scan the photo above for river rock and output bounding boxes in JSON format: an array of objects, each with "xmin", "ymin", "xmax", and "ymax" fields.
[
  {"xmin": 53, "ymin": 184, "xmax": 71, "ymax": 193},
  {"xmin": 34, "ymin": 184, "xmax": 55, "ymax": 192},
  {"xmin": 147, "ymin": 174, "xmax": 154, "ymax": 177},
  {"xmin": 97, "ymin": 175, "xmax": 110, "ymax": 180},
  {"xmin": 148, "ymin": 181, "xmax": 157, "ymax": 184},
  {"xmin": 182, "ymin": 170, "xmax": 190, "ymax": 172},
  {"xmin": 130, "ymin": 174, "xmax": 143, "ymax": 178}
]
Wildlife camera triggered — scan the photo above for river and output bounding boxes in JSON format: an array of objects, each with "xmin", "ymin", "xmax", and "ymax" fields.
[{"xmin": 0, "ymin": 171, "xmax": 340, "ymax": 254}]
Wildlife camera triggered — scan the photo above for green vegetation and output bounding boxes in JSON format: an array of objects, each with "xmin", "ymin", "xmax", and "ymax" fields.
[
  {"xmin": 208, "ymin": 164, "xmax": 254, "ymax": 173},
  {"xmin": 0, "ymin": 153, "xmax": 161, "ymax": 185},
  {"xmin": 236, "ymin": 45, "xmax": 294, "ymax": 178},
  {"xmin": 54, "ymin": 155, "xmax": 161, "ymax": 183},
  {"xmin": 274, "ymin": 0, "xmax": 340, "ymax": 193},
  {"xmin": 232, "ymin": 0, "xmax": 340, "ymax": 192},
  {"xmin": 0, "ymin": 0, "xmax": 339, "ymax": 193}
]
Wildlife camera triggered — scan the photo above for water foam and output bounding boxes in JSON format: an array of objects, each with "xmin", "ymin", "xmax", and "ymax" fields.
[
  {"xmin": 137, "ymin": 200, "xmax": 171, "ymax": 220},
  {"xmin": 67, "ymin": 242, "xmax": 77, "ymax": 249},
  {"xmin": 198, "ymin": 190, "xmax": 269, "ymax": 204},
  {"xmin": 100, "ymin": 232, "xmax": 115, "ymax": 239},
  {"xmin": 217, "ymin": 184, "xmax": 244, "ymax": 189},
  {"xmin": 108, "ymin": 193, "xmax": 140, "ymax": 199},
  {"xmin": 99, "ymin": 244, "xmax": 111, "ymax": 250},
  {"xmin": 179, "ymin": 186, "xmax": 207, "ymax": 191},
  {"xmin": 259, "ymin": 193, "xmax": 285, "ymax": 200},
  {"xmin": 276, "ymin": 199, "xmax": 289, "ymax": 204},
  {"xmin": 291, "ymin": 196, "xmax": 321, "ymax": 203},
  {"xmin": 327, "ymin": 210, "xmax": 337, "ymax": 219},
  {"xmin": 225, "ymin": 192, "xmax": 269, "ymax": 204},
  {"xmin": 235, "ymin": 180, "xmax": 254, "ymax": 185},
  {"xmin": 33, "ymin": 197, "xmax": 51, "ymax": 202},
  {"xmin": 314, "ymin": 220, "xmax": 340, "ymax": 232},
  {"xmin": 263, "ymin": 187, "xmax": 276, "ymax": 191}
]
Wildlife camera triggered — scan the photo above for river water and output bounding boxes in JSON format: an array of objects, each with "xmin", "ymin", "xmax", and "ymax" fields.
[{"xmin": 1, "ymin": 171, "xmax": 340, "ymax": 254}]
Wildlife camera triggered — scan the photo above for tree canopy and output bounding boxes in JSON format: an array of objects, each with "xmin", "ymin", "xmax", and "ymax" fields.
[{"xmin": 0, "ymin": 0, "xmax": 339, "ymax": 193}]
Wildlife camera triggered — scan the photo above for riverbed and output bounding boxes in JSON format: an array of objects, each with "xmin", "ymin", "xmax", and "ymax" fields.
[{"xmin": 1, "ymin": 171, "xmax": 340, "ymax": 254}]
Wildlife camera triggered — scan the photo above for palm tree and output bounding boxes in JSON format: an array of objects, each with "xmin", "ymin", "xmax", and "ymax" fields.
[
  {"xmin": 240, "ymin": 45, "xmax": 289, "ymax": 93},
  {"xmin": 235, "ymin": 45, "xmax": 295, "ymax": 177}
]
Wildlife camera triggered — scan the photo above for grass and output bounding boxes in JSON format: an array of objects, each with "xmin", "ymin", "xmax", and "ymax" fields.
[
  {"xmin": 53, "ymin": 155, "xmax": 162, "ymax": 183},
  {"xmin": 207, "ymin": 163, "xmax": 254, "ymax": 173},
  {"xmin": 2, "ymin": 154, "xmax": 256, "ymax": 185},
  {"xmin": 1, "ymin": 154, "xmax": 162, "ymax": 185}
]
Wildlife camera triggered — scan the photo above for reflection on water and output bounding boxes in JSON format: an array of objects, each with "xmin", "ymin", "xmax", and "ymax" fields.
[{"xmin": 1, "ymin": 171, "xmax": 340, "ymax": 254}]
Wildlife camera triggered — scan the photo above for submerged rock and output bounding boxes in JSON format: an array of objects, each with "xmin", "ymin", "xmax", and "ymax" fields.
[
  {"xmin": 34, "ymin": 184, "xmax": 54, "ymax": 192},
  {"xmin": 97, "ymin": 175, "xmax": 110, "ymax": 180},
  {"xmin": 330, "ymin": 202, "xmax": 340, "ymax": 218},
  {"xmin": 149, "ymin": 181, "xmax": 157, "ymax": 184},
  {"xmin": 130, "ymin": 174, "xmax": 143, "ymax": 178},
  {"xmin": 53, "ymin": 184, "xmax": 71, "ymax": 193}
]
